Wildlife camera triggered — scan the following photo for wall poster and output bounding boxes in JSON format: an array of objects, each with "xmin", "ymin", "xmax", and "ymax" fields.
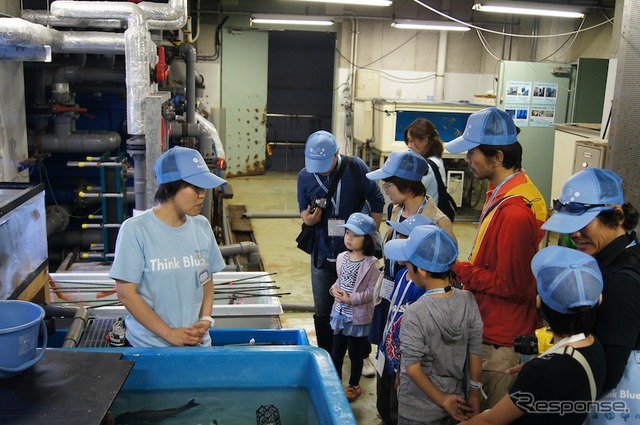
[
  {"xmin": 505, "ymin": 81, "xmax": 532, "ymax": 104},
  {"xmin": 532, "ymin": 82, "xmax": 559, "ymax": 104},
  {"xmin": 530, "ymin": 105, "xmax": 556, "ymax": 127},
  {"xmin": 505, "ymin": 105, "xmax": 530, "ymax": 127}
]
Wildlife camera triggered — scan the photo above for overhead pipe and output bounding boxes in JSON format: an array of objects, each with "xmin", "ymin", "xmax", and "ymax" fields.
[
  {"xmin": 0, "ymin": 18, "xmax": 126, "ymax": 57},
  {"xmin": 50, "ymin": 1, "xmax": 156, "ymax": 136},
  {"xmin": 23, "ymin": 0, "xmax": 187, "ymax": 30}
]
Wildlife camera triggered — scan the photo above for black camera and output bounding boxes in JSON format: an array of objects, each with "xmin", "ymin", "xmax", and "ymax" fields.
[
  {"xmin": 310, "ymin": 197, "xmax": 328, "ymax": 213},
  {"xmin": 314, "ymin": 197, "xmax": 328, "ymax": 210},
  {"xmin": 514, "ymin": 335, "xmax": 539, "ymax": 355}
]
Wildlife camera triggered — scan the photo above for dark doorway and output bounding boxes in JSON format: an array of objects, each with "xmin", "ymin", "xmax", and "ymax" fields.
[{"xmin": 266, "ymin": 30, "xmax": 336, "ymax": 172}]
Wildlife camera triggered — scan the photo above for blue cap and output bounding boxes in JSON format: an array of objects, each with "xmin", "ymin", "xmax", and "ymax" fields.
[
  {"xmin": 154, "ymin": 146, "xmax": 227, "ymax": 189},
  {"xmin": 304, "ymin": 130, "xmax": 338, "ymax": 174},
  {"xmin": 386, "ymin": 214, "xmax": 435, "ymax": 237},
  {"xmin": 445, "ymin": 107, "xmax": 517, "ymax": 154},
  {"xmin": 366, "ymin": 150, "xmax": 428, "ymax": 181},
  {"xmin": 340, "ymin": 212, "xmax": 376, "ymax": 237},
  {"xmin": 383, "ymin": 225, "xmax": 458, "ymax": 273},
  {"xmin": 542, "ymin": 168, "xmax": 624, "ymax": 234},
  {"xmin": 532, "ymin": 246, "xmax": 603, "ymax": 314}
]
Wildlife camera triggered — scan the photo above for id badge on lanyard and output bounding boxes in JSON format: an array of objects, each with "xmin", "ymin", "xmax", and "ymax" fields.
[
  {"xmin": 196, "ymin": 251, "xmax": 210, "ymax": 287},
  {"xmin": 328, "ymin": 219, "xmax": 345, "ymax": 237}
]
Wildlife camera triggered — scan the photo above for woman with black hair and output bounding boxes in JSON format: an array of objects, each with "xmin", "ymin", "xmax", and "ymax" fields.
[
  {"xmin": 110, "ymin": 146, "xmax": 227, "ymax": 347},
  {"xmin": 542, "ymin": 167, "xmax": 640, "ymax": 390}
]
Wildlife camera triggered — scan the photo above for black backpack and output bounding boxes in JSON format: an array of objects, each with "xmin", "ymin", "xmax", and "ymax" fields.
[{"xmin": 426, "ymin": 159, "xmax": 457, "ymax": 222}]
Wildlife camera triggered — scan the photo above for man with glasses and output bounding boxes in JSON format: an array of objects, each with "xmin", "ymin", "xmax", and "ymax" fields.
[
  {"xmin": 444, "ymin": 107, "xmax": 548, "ymax": 409},
  {"xmin": 542, "ymin": 167, "xmax": 640, "ymax": 391}
]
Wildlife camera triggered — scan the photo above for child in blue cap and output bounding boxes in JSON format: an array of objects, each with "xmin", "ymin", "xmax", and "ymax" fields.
[
  {"xmin": 461, "ymin": 246, "xmax": 606, "ymax": 425},
  {"xmin": 385, "ymin": 225, "xmax": 483, "ymax": 424},
  {"xmin": 374, "ymin": 214, "xmax": 436, "ymax": 425},
  {"xmin": 329, "ymin": 212, "xmax": 381, "ymax": 402}
]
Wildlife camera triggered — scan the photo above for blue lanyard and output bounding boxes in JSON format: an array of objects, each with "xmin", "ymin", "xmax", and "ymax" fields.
[
  {"xmin": 425, "ymin": 286, "xmax": 451, "ymax": 296},
  {"xmin": 479, "ymin": 171, "xmax": 521, "ymax": 223},
  {"xmin": 313, "ymin": 155, "xmax": 342, "ymax": 214}
]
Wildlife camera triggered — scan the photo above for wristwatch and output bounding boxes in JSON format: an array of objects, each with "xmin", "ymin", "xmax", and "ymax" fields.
[{"xmin": 200, "ymin": 315, "xmax": 215, "ymax": 328}]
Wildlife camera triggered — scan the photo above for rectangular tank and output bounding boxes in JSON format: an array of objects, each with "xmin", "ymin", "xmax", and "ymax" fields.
[
  {"xmin": 48, "ymin": 271, "xmax": 283, "ymax": 328},
  {"xmin": 0, "ymin": 183, "xmax": 47, "ymax": 300},
  {"xmin": 73, "ymin": 346, "xmax": 357, "ymax": 425}
]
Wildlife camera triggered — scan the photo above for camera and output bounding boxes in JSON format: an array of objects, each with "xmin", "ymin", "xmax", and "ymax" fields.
[
  {"xmin": 514, "ymin": 335, "xmax": 538, "ymax": 355},
  {"xmin": 310, "ymin": 197, "xmax": 328, "ymax": 213},
  {"xmin": 313, "ymin": 197, "xmax": 328, "ymax": 210},
  {"xmin": 514, "ymin": 327, "xmax": 554, "ymax": 355}
]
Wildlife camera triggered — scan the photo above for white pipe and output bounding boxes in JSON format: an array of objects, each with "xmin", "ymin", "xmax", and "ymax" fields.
[
  {"xmin": 0, "ymin": 17, "xmax": 127, "ymax": 56},
  {"xmin": 0, "ymin": 17, "xmax": 64, "ymax": 51},
  {"xmin": 435, "ymin": 30, "xmax": 447, "ymax": 102},
  {"xmin": 22, "ymin": 0, "xmax": 187, "ymax": 30},
  {"xmin": 195, "ymin": 111, "xmax": 226, "ymax": 160},
  {"xmin": 51, "ymin": 1, "xmax": 155, "ymax": 135}
]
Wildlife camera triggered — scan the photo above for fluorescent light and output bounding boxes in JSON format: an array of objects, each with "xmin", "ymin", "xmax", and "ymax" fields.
[
  {"xmin": 472, "ymin": 1, "xmax": 585, "ymax": 18},
  {"xmin": 284, "ymin": 0, "xmax": 392, "ymax": 6},
  {"xmin": 391, "ymin": 20, "xmax": 470, "ymax": 31},
  {"xmin": 250, "ymin": 14, "xmax": 334, "ymax": 26}
]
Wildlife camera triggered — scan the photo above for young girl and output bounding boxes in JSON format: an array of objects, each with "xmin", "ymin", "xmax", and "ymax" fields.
[{"xmin": 329, "ymin": 212, "xmax": 381, "ymax": 402}]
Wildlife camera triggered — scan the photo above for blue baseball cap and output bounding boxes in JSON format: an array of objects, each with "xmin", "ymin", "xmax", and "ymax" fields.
[
  {"xmin": 542, "ymin": 168, "xmax": 624, "ymax": 234},
  {"xmin": 154, "ymin": 146, "xmax": 227, "ymax": 189},
  {"xmin": 366, "ymin": 150, "xmax": 428, "ymax": 181},
  {"xmin": 532, "ymin": 246, "xmax": 603, "ymax": 314},
  {"xmin": 383, "ymin": 225, "xmax": 458, "ymax": 273},
  {"xmin": 341, "ymin": 213, "xmax": 376, "ymax": 237},
  {"xmin": 386, "ymin": 214, "xmax": 435, "ymax": 237},
  {"xmin": 445, "ymin": 107, "xmax": 518, "ymax": 154},
  {"xmin": 304, "ymin": 130, "xmax": 338, "ymax": 174}
]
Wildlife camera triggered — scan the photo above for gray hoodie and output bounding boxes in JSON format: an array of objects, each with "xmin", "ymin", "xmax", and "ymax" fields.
[{"xmin": 399, "ymin": 288, "xmax": 483, "ymax": 423}]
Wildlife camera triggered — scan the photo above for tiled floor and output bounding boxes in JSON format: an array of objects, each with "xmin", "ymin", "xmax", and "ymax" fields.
[{"xmin": 225, "ymin": 172, "xmax": 482, "ymax": 425}]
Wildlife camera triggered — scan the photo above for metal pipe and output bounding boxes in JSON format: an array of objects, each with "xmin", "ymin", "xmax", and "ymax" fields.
[
  {"xmin": 219, "ymin": 241, "xmax": 261, "ymax": 266},
  {"xmin": 178, "ymin": 43, "xmax": 197, "ymax": 124},
  {"xmin": 242, "ymin": 212, "xmax": 300, "ymax": 219},
  {"xmin": 50, "ymin": 2, "xmax": 155, "ymax": 136},
  {"xmin": 23, "ymin": 0, "xmax": 187, "ymax": 30},
  {"xmin": 43, "ymin": 304, "xmax": 89, "ymax": 348}
]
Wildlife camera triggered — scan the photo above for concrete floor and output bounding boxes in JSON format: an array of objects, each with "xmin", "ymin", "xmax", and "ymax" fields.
[{"xmin": 225, "ymin": 171, "xmax": 482, "ymax": 425}]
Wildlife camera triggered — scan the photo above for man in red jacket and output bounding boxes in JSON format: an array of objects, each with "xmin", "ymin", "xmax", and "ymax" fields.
[{"xmin": 444, "ymin": 108, "xmax": 547, "ymax": 409}]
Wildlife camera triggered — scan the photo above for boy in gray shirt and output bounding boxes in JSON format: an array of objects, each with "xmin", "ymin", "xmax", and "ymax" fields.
[{"xmin": 384, "ymin": 225, "xmax": 484, "ymax": 425}]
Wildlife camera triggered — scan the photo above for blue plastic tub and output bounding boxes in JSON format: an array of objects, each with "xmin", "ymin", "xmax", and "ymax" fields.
[{"xmin": 72, "ymin": 346, "xmax": 356, "ymax": 425}]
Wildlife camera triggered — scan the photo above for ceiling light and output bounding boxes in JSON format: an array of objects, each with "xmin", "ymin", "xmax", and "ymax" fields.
[
  {"xmin": 472, "ymin": 1, "xmax": 585, "ymax": 18},
  {"xmin": 250, "ymin": 14, "xmax": 334, "ymax": 26},
  {"xmin": 391, "ymin": 20, "xmax": 470, "ymax": 31},
  {"xmin": 284, "ymin": 0, "xmax": 392, "ymax": 6}
]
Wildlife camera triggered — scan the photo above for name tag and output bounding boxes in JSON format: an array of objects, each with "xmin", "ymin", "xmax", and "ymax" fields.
[
  {"xmin": 380, "ymin": 277, "xmax": 395, "ymax": 301},
  {"xmin": 327, "ymin": 219, "xmax": 345, "ymax": 237}
]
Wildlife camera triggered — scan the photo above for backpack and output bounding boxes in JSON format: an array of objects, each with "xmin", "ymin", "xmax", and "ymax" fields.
[{"xmin": 426, "ymin": 159, "xmax": 457, "ymax": 222}]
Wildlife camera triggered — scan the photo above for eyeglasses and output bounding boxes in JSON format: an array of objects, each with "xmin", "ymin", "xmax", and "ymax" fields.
[
  {"xmin": 383, "ymin": 182, "xmax": 395, "ymax": 189},
  {"xmin": 552, "ymin": 199, "xmax": 614, "ymax": 214}
]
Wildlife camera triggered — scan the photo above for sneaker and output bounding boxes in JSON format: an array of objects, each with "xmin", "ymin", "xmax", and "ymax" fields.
[
  {"xmin": 345, "ymin": 385, "xmax": 362, "ymax": 402},
  {"xmin": 362, "ymin": 357, "xmax": 376, "ymax": 378}
]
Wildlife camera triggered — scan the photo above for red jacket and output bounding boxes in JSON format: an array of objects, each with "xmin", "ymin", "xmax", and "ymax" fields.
[{"xmin": 453, "ymin": 172, "xmax": 546, "ymax": 347}]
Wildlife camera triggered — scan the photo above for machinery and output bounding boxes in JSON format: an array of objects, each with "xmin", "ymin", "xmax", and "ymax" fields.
[{"xmin": 1, "ymin": 1, "xmax": 228, "ymax": 269}]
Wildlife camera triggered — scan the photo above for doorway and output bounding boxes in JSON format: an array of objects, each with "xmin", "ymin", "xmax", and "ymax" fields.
[{"xmin": 265, "ymin": 30, "xmax": 336, "ymax": 172}]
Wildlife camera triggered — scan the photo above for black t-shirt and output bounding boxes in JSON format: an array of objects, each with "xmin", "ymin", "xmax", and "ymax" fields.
[{"xmin": 509, "ymin": 339, "xmax": 606, "ymax": 425}]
